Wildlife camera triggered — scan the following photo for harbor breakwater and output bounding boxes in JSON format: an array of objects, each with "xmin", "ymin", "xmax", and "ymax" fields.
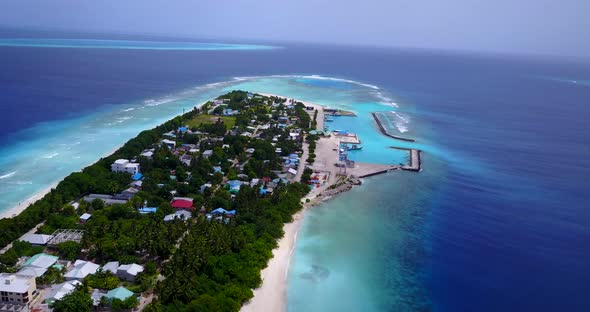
[{"xmin": 371, "ymin": 112, "xmax": 416, "ymax": 142}]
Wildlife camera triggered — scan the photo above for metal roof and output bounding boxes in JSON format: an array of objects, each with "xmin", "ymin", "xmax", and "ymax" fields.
[
  {"xmin": 106, "ymin": 287, "xmax": 134, "ymax": 301},
  {"xmin": 23, "ymin": 253, "xmax": 58, "ymax": 269}
]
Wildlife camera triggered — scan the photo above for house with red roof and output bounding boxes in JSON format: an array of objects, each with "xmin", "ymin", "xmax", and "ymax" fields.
[{"xmin": 170, "ymin": 197, "xmax": 194, "ymax": 210}]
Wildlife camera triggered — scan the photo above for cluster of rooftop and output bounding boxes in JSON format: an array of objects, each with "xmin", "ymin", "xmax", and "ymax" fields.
[{"xmin": 0, "ymin": 91, "xmax": 319, "ymax": 311}]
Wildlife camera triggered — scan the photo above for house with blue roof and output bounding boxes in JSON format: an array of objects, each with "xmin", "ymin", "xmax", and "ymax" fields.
[
  {"xmin": 131, "ymin": 172, "xmax": 143, "ymax": 181},
  {"xmin": 19, "ymin": 253, "xmax": 59, "ymax": 277},
  {"xmin": 138, "ymin": 207, "xmax": 157, "ymax": 214},
  {"xmin": 226, "ymin": 180, "xmax": 242, "ymax": 193},
  {"xmin": 210, "ymin": 208, "xmax": 228, "ymax": 215},
  {"xmin": 105, "ymin": 286, "xmax": 135, "ymax": 302},
  {"xmin": 227, "ymin": 180, "xmax": 242, "ymax": 188},
  {"xmin": 210, "ymin": 208, "xmax": 236, "ymax": 216},
  {"xmin": 223, "ymin": 108, "xmax": 239, "ymax": 116},
  {"xmin": 23, "ymin": 253, "xmax": 58, "ymax": 269}
]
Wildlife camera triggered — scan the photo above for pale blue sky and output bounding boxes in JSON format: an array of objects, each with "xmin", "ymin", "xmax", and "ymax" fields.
[{"xmin": 0, "ymin": 0, "xmax": 588, "ymax": 57}]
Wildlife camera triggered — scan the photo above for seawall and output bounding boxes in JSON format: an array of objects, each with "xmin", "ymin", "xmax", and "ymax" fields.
[
  {"xmin": 390, "ymin": 147, "xmax": 421, "ymax": 172},
  {"xmin": 372, "ymin": 112, "xmax": 416, "ymax": 142}
]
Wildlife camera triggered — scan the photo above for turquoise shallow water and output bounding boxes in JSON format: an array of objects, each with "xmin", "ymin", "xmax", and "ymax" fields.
[
  {"xmin": 0, "ymin": 83, "xmax": 226, "ymax": 211},
  {"xmin": 229, "ymin": 77, "xmax": 424, "ymax": 164},
  {"xmin": 273, "ymin": 78, "xmax": 442, "ymax": 311},
  {"xmin": 3, "ymin": 40, "xmax": 590, "ymax": 310},
  {"xmin": 0, "ymin": 75, "xmax": 414, "ymax": 211},
  {"xmin": 224, "ymin": 77, "xmax": 446, "ymax": 310},
  {"xmin": 325, "ymin": 105, "xmax": 409, "ymax": 165},
  {"xmin": 0, "ymin": 75, "xmax": 439, "ymax": 310},
  {"xmin": 287, "ymin": 159, "xmax": 444, "ymax": 311}
]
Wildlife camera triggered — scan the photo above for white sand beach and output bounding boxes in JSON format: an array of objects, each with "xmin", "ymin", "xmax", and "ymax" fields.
[
  {"xmin": 0, "ymin": 145, "xmax": 123, "ymax": 220},
  {"xmin": 0, "ymin": 183, "xmax": 58, "ymax": 219},
  {"xmin": 241, "ymin": 189, "xmax": 329, "ymax": 312},
  {"xmin": 241, "ymin": 207, "xmax": 306, "ymax": 312},
  {"xmin": 242, "ymin": 94, "xmax": 330, "ymax": 312}
]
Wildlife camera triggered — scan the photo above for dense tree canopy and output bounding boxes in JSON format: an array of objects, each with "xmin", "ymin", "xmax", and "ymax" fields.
[
  {"xmin": 2, "ymin": 91, "xmax": 315, "ymax": 312},
  {"xmin": 52, "ymin": 286, "xmax": 93, "ymax": 312}
]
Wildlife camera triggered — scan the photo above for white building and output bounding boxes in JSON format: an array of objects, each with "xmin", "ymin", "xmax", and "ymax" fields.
[
  {"xmin": 0, "ymin": 273, "xmax": 37, "ymax": 306},
  {"xmin": 17, "ymin": 267, "xmax": 47, "ymax": 279},
  {"xmin": 79, "ymin": 213, "xmax": 92, "ymax": 223},
  {"xmin": 116, "ymin": 263, "xmax": 144, "ymax": 282},
  {"xmin": 19, "ymin": 253, "xmax": 58, "ymax": 277},
  {"xmin": 19, "ymin": 233, "xmax": 53, "ymax": 246},
  {"xmin": 63, "ymin": 260, "xmax": 100, "ymax": 281},
  {"xmin": 111, "ymin": 159, "xmax": 140, "ymax": 175},
  {"xmin": 164, "ymin": 210, "xmax": 192, "ymax": 222},
  {"xmin": 102, "ymin": 261, "xmax": 120, "ymax": 275},
  {"xmin": 140, "ymin": 150, "xmax": 154, "ymax": 158},
  {"xmin": 45, "ymin": 280, "xmax": 81, "ymax": 305},
  {"xmin": 202, "ymin": 150, "xmax": 213, "ymax": 159},
  {"xmin": 161, "ymin": 139, "xmax": 176, "ymax": 149}
]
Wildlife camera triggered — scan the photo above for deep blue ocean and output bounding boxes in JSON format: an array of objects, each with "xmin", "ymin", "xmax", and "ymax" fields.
[{"xmin": 1, "ymin": 29, "xmax": 590, "ymax": 311}]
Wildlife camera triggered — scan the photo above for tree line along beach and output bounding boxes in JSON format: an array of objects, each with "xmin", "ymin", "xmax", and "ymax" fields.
[{"xmin": 0, "ymin": 90, "xmax": 420, "ymax": 311}]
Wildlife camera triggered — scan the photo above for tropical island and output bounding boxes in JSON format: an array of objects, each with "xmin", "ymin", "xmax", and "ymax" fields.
[{"xmin": 0, "ymin": 91, "xmax": 420, "ymax": 312}]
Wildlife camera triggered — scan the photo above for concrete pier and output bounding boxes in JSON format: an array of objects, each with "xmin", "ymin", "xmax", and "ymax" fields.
[
  {"xmin": 390, "ymin": 147, "xmax": 421, "ymax": 172},
  {"xmin": 347, "ymin": 162, "xmax": 399, "ymax": 178},
  {"xmin": 347, "ymin": 147, "xmax": 421, "ymax": 177},
  {"xmin": 338, "ymin": 135, "xmax": 361, "ymax": 145},
  {"xmin": 372, "ymin": 112, "xmax": 416, "ymax": 142},
  {"xmin": 403, "ymin": 149, "xmax": 421, "ymax": 171}
]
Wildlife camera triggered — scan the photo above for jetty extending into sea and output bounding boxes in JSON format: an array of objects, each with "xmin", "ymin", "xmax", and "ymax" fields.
[
  {"xmin": 371, "ymin": 112, "xmax": 416, "ymax": 142},
  {"xmin": 349, "ymin": 148, "xmax": 421, "ymax": 178},
  {"xmin": 387, "ymin": 146, "xmax": 421, "ymax": 171}
]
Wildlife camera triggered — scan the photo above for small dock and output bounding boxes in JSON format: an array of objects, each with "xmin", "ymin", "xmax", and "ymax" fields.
[
  {"xmin": 391, "ymin": 147, "xmax": 421, "ymax": 172},
  {"xmin": 402, "ymin": 149, "xmax": 421, "ymax": 171},
  {"xmin": 325, "ymin": 108, "xmax": 357, "ymax": 117},
  {"xmin": 348, "ymin": 162, "xmax": 399, "ymax": 178},
  {"xmin": 348, "ymin": 148, "xmax": 421, "ymax": 178},
  {"xmin": 338, "ymin": 136, "xmax": 361, "ymax": 145},
  {"xmin": 348, "ymin": 148, "xmax": 422, "ymax": 177},
  {"xmin": 372, "ymin": 112, "xmax": 416, "ymax": 142}
]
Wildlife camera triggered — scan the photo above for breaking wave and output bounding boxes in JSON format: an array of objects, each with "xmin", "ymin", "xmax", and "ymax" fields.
[
  {"xmin": 143, "ymin": 98, "xmax": 178, "ymax": 107},
  {"xmin": 116, "ymin": 116, "xmax": 133, "ymax": 123},
  {"xmin": 232, "ymin": 74, "xmax": 380, "ymax": 90},
  {"xmin": 392, "ymin": 112, "xmax": 410, "ymax": 133},
  {"xmin": 41, "ymin": 152, "xmax": 59, "ymax": 159},
  {"xmin": 0, "ymin": 171, "xmax": 16, "ymax": 179}
]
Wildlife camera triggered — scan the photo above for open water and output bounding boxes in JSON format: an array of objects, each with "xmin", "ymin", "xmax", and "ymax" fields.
[{"xmin": 1, "ymin": 29, "xmax": 589, "ymax": 311}]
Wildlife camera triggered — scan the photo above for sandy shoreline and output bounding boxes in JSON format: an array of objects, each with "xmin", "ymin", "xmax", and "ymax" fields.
[
  {"xmin": 241, "ymin": 191, "xmax": 327, "ymax": 312},
  {"xmin": 0, "ymin": 146, "xmax": 122, "ymax": 220},
  {"xmin": 0, "ymin": 97, "xmax": 222, "ymax": 221},
  {"xmin": 1, "ymin": 92, "xmax": 335, "ymax": 311},
  {"xmin": 241, "ymin": 205, "xmax": 306, "ymax": 312},
  {"xmin": 0, "ymin": 184, "xmax": 58, "ymax": 220},
  {"xmin": 241, "ymin": 93, "xmax": 331, "ymax": 312}
]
